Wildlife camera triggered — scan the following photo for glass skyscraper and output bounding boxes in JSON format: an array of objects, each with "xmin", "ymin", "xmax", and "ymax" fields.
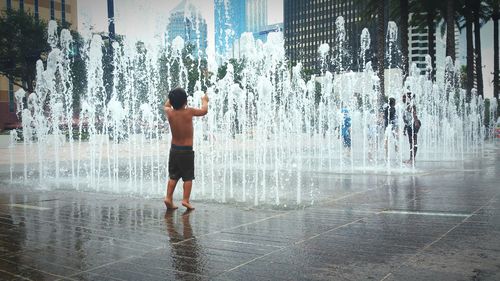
[
  {"xmin": 246, "ymin": 0, "xmax": 267, "ymax": 32},
  {"xmin": 214, "ymin": 0, "xmax": 246, "ymax": 58},
  {"xmin": 284, "ymin": 0, "xmax": 379, "ymax": 73},
  {"xmin": 167, "ymin": 0, "xmax": 208, "ymax": 58}
]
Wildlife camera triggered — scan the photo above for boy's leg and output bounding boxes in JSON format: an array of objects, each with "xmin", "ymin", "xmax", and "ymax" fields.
[
  {"xmin": 164, "ymin": 179, "xmax": 179, "ymax": 209},
  {"xmin": 181, "ymin": 180, "xmax": 195, "ymax": 210}
]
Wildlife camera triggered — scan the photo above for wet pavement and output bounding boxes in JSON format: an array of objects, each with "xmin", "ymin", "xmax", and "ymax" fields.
[{"xmin": 0, "ymin": 147, "xmax": 499, "ymax": 280}]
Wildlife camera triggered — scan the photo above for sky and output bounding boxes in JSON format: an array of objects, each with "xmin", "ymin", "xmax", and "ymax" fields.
[{"xmin": 77, "ymin": 0, "xmax": 496, "ymax": 97}]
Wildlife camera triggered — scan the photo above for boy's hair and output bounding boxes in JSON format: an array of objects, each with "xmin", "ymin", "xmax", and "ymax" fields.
[{"xmin": 169, "ymin": 88, "xmax": 187, "ymax": 110}]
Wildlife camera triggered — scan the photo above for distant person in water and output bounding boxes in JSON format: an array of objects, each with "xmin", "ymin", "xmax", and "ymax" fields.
[
  {"xmin": 164, "ymin": 87, "xmax": 209, "ymax": 210},
  {"xmin": 384, "ymin": 97, "xmax": 398, "ymax": 157},
  {"xmin": 402, "ymin": 92, "xmax": 421, "ymax": 164},
  {"xmin": 341, "ymin": 106, "xmax": 352, "ymax": 154}
]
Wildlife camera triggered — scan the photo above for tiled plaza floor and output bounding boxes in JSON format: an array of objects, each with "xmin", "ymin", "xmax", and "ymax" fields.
[{"xmin": 0, "ymin": 147, "xmax": 499, "ymax": 280}]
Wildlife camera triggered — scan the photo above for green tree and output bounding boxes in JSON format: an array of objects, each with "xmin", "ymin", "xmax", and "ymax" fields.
[
  {"xmin": 458, "ymin": 0, "xmax": 489, "ymax": 97},
  {"xmin": 445, "ymin": 0, "xmax": 457, "ymax": 61},
  {"xmin": 217, "ymin": 58, "xmax": 245, "ymax": 85},
  {"xmin": 358, "ymin": 0, "xmax": 409, "ymax": 94},
  {"xmin": 0, "ymin": 8, "xmax": 86, "ymax": 112},
  {"xmin": 400, "ymin": 0, "xmax": 410, "ymax": 77},
  {"xmin": 472, "ymin": 0, "xmax": 489, "ymax": 97},
  {"xmin": 488, "ymin": 0, "xmax": 499, "ymax": 99},
  {"xmin": 160, "ymin": 43, "xmax": 209, "ymax": 96},
  {"xmin": 376, "ymin": 0, "xmax": 386, "ymax": 99},
  {"xmin": 0, "ymin": 8, "xmax": 49, "ymax": 93},
  {"xmin": 460, "ymin": 0, "xmax": 475, "ymax": 97},
  {"xmin": 460, "ymin": 64, "xmax": 467, "ymax": 89},
  {"xmin": 67, "ymin": 28, "xmax": 86, "ymax": 112}
]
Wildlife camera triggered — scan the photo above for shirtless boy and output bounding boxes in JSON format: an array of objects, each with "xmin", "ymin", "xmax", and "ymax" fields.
[{"xmin": 164, "ymin": 88, "xmax": 209, "ymax": 210}]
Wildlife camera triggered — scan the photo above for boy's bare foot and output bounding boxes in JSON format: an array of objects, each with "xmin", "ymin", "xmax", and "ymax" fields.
[
  {"xmin": 182, "ymin": 201, "xmax": 195, "ymax": 210},
  {"xmin": 164, "ymin": 199, "xmax": 178, "ymax": 210}
]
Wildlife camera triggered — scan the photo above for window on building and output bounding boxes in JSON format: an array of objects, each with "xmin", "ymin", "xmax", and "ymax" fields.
[
  {"xmin": 6, "ymin": 0, "xmax": 11, "ymax": 9},
  {"xmin": 19, "ymin": 0, "xmax": 24, "ymax": 11},
  {"xmin": 50, "ymin": 0, "xmax": 55, "ymax": 20},
  {"xmin": 8, "ymin": 79, "xmax": 14, "ymax": 113}
]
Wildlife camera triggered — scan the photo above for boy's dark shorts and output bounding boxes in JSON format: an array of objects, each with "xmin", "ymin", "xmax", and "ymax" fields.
[{"xmin": 168, "ymin": 149, "xmax": 195, "ymax": 181}]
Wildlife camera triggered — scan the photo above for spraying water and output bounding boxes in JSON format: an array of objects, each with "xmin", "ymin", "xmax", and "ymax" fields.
[{"xmin": 6, "ymin": 18, "xmax": 487, "ymax": 207}]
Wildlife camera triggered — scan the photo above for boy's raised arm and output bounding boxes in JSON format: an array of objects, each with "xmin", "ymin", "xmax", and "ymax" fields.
[
  {"xmin": 164, "ymin": 99, "xmax": 172, "ymax": 112},
  {"xmin": 191, "ymin": 94, "xmax": 209, "ymax": 117}
]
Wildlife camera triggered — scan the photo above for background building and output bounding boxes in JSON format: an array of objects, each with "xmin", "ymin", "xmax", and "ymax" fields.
[
  {"xmin": 0, "ymin": 0, "xmax": 78, "ymax": 131},
  {"xmin": 253, "ymin": 23, "xmax": 283, "ymax": 42},
  {"xmin": 408, "ymin": 13, "xmax": 460, "ymax": 79},
  {"xmin": 214, "ymin": 0, "xmax": 246, "ymax": 58},
  {"xmin": 166, "ymin": 0, "xmax": 208, "ymax": 58},
  {"xmin": 231, "ymin": 23, "xmax": 283, "ymax": 59},
  {"xmin": 284, "ymin": 0, "xmax": 380, "ymax": 73},
  {"xmin": 246, "ymin": 0, "xmax": 267, "ymax": 32}
]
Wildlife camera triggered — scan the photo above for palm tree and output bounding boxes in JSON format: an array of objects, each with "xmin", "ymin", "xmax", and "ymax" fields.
[
  {"xmin": 107, "ymin": 0, "xmax": 115, "ymax": 41},
  {"xmin": 445, "ymin": 0, "xmax": 456, "ymax": 60},
  {"xmin": 399, "ymin": 0, "xmax": 410, "ymax": 77},
  {"xmin": 359, "ymin": 0, "xmax": 408, "ymax": 96},
  {"xmin": 490, "ymin": 0, "xmax": 499, "ymax": 99},
  {"xmin": 377, "ymin": 0, "xmax": 411, "ymax": 78},
  {"xmin": 460, "ymin": 0, "xmax": 475, "ymax": 97},
  {"xmin": 473, "ymin": 0, "xmax": 486, "ymax": 97},
  {"xmin": 376, "ymin": 0, "xmax": 386, "ymax": 100}
]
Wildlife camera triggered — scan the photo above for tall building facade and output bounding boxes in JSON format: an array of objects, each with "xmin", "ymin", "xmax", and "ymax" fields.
[
  {"xmin": 214, "ymin": 0, "xmax": 246, "ymax": 57},
  {"xmin": 408, "ymin": 13, "xmax": 460, "ymax": 79},
  {"xmin": 246, "ymin": 0, "xmax": 267, "ymax": 32},
  {"xmin": 166, "ymin": 0, "xmax": 208, "ymax": 58},
  {"xmin": 0, "ymin": 0, "xmax": 78, "ymax": 131},
  {"xmin": 284, "ymin": 0, "xmax": 378, "ymax": 73}
]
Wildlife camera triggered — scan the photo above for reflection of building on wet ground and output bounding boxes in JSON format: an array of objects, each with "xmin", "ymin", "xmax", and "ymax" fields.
[{"xmin": 0, "ymin": 0, "xmax": 79, "ymax": 131}]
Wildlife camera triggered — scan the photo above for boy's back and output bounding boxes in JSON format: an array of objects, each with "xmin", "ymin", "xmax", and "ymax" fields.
[
  {"xmin": 166, "ymin": 108, "xmax": 194, "ymax": 146},
  {"xmin": 165, "ymin": 94, "xmax": 209, "ymax": 146}
]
